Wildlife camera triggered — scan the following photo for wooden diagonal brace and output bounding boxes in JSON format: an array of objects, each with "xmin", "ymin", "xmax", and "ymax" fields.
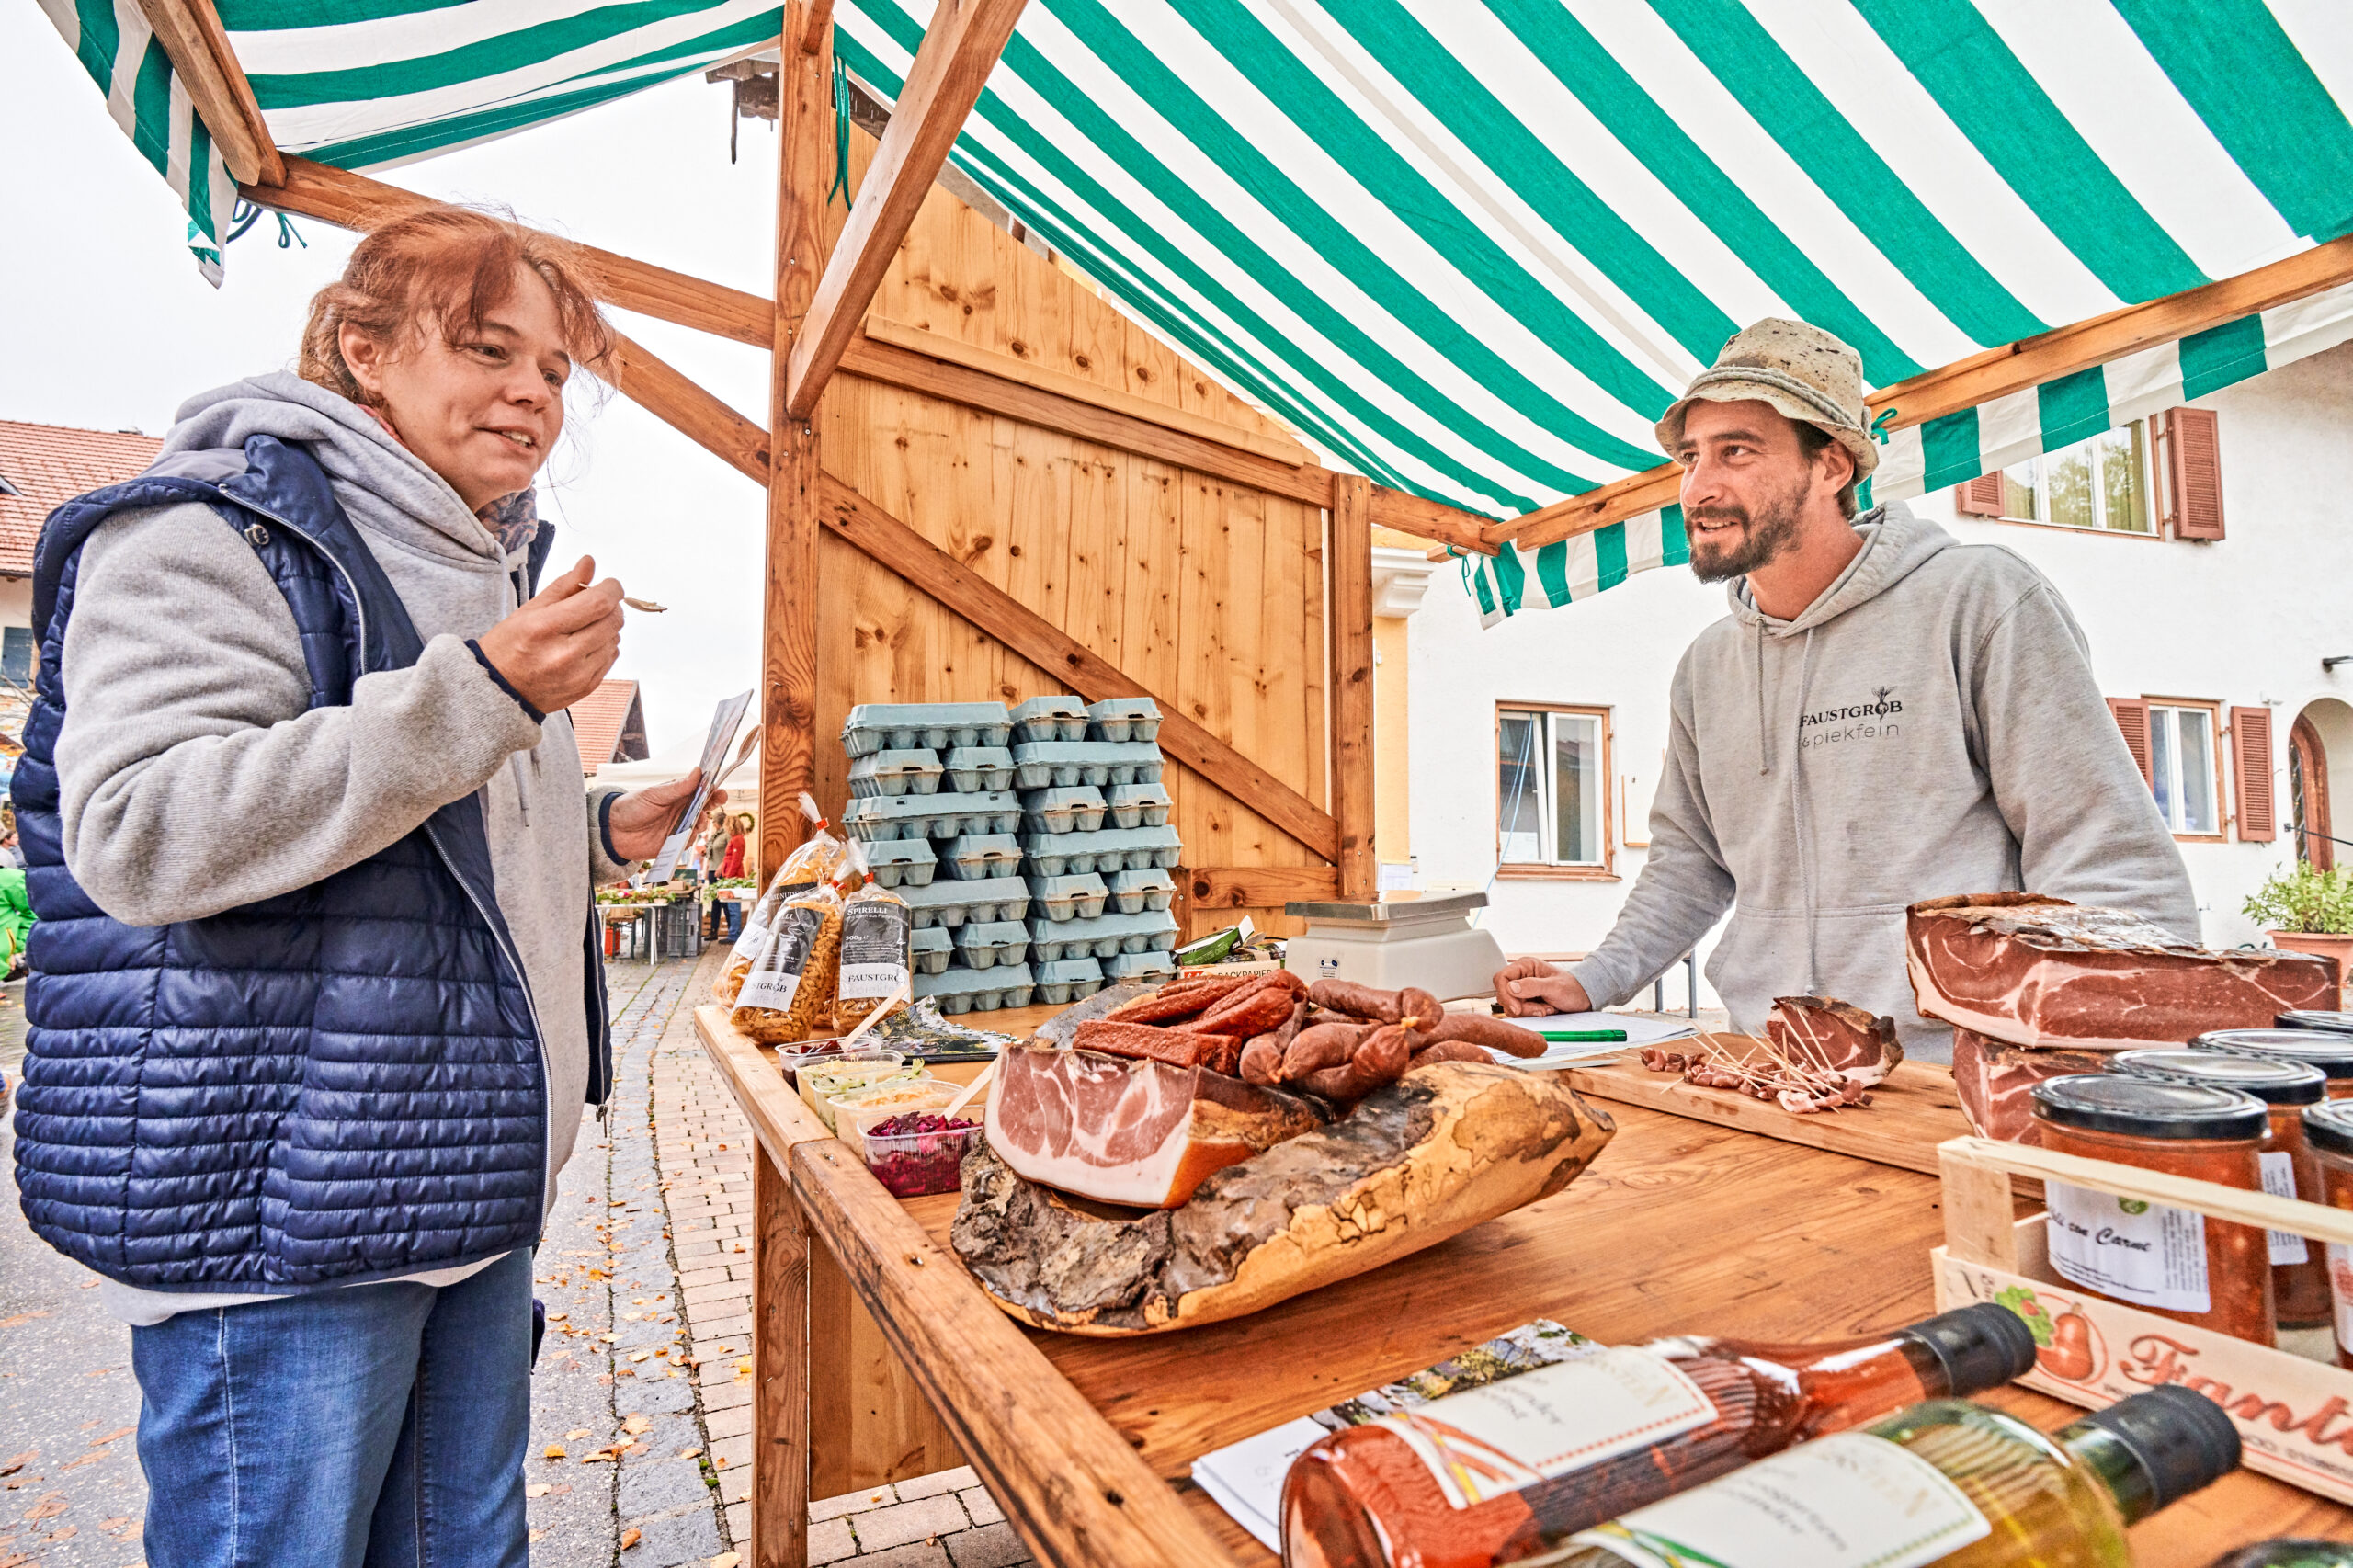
[
  {"xmin": 600, "ymin": 333, "xmax": 772, "ymax": 481},
  {"xmin": 132, "ymin": 0, "xmax": 281, "ymax": 187}
]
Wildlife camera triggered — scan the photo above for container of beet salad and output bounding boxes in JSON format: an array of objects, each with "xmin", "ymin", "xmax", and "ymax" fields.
[
  {"xmin": 2196, "ymin": 1028, "xmax": 2353, "ymax": 1100},
  {"xmin": 2029, "ymin": 1074, "xmax": 2277, "ymax": 1346},
  {"xmin": 2116, "ymin": 1049, "xmax": 2331, "ymax": 1330},
  {"xmin": 2297, "ymin": 1099, "xmax": 2353, "ymax": 1370}
]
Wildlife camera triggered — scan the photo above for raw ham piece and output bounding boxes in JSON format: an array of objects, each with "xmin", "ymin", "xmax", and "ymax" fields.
[
  {"xmin": 1949, "ymin": 1028, "xmax": 2112, "ymax": 1143},
  {"xmin": 1767, "ymin": 995, "xmax": 1903, "ymax": 1087},
  {"xmin": 1906, "ymin": 892, "xmax": 2338, "ymax": 1051},
  {"xmin": 983, "ymin": 1044, "xmax": 1324, "ymax": 1209}
]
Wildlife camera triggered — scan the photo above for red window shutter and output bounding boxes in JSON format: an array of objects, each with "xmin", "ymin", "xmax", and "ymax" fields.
[
  {"xmin": 2161, "ymin": 407, "xmax": 2226, "ymax": 540},
  {"xmin": 1955, "ymin": 473, "xmax": 2006, "ymax": 517},
  {"xmin": 2234, "ymin": 705, "xmax": 2277, "ymax": 842},
  {"xmin": 2109, "ymin": 697, "xmax": 2153, "ymax": 788}
]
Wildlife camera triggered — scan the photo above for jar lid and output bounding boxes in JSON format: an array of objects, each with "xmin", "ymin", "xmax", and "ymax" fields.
[
  {"xmin": 2115, "ymin": 1049, "xmax": 2327, "ymax": 1106},
  {"xmin": 2302, "ymin": 1100, "xmax": 2353, "ymax": 1160},
  {"xmin": 2194, "ymin": 1029, "xmax": 2353, "ymax": 1077},
  {"xmin": 2279, "ymin": 1010, "xmax": 2353, "ymax": 1038},
  {"xmin": 2029, "ymin": 1074, "xmax": 2269, "ymax": 1140}
]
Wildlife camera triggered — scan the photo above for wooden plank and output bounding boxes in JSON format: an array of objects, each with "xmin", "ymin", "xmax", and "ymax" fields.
[
  {"xmin": 816, "ymin": 471, "xmax": 1341, "ymax": 862},
  {"xmin": 131, "ymin": 0, "xmax": 281, "ymax": 187},
  {"xmin": 785, "ymin": 0, "xmax": 1030, "ymax": 418},
  {"xmin": 1364, "ymin": 484, "xmax": 1502, "ymax": 556},
  {"xmin": 1495, "ymin": 231, "xmax": 2353, "ymax": 552},
  {"xmin": 1560, "ymin": 1045, "xmax": 1970, "ymax": 1177},
  {"xmin": 751, "ymin": 1145, "xmax": 809, "ymax": 1568},
  {"xmin": 863, "ymin": 316, "xmax": 1313, "ymax": 466},
  {"xmin": 1938, "ymin": 1139, "xmax": 2022, "ymax": 1274},
  {"xmin": 786, "ymin": 1135, "xmax": 1237, "ymax": 1568},
  {"xmin": 598, "ymin": 332, "xmax": 771, "ymax": 484},
  {"xmin": 1184, "ymin": 864, "xmax": 1337, "ymax": 912},
  {"xmin": 693, "ymin": 1005, "xmax": 836, "ymax": 1168},
  {"xmin": 1942, "ymin": 1134, "xmax": 2353, "ymax": 1245},
  {"xmin": 799, "ymin": 0, "xmax": 835, "ymax": 51},
  {"xmin": 1328, "ymin": 476, "xmax": 1376, "ymax": 901},
  {"xmin": 761, "ymin": 5, "xmax": 834, "ymax": 880}
]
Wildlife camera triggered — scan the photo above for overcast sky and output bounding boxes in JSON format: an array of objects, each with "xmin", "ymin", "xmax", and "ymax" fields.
[{"xmin": 3, "ymin": 6, "xmax": 800, "ymax": 757}]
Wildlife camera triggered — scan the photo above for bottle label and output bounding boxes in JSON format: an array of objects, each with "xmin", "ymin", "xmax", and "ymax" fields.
[
  {"xmin": 839, "ymin": 901, "xmax": 912, "ymax": 1000},
  {"xmin": 2044, "ymin": 1178, "xmax": 2211, "ymax": 1312},
  {"xmin": 1567, "ymin": 1432, "xmax": 1991, "ymax": 1568},
  {"xmin": 2260, "ymin": 1151, "xmax": 2311, "ymax": 1265},
  {"xmin": 2329, "ymin": 1242, "xmax": 2353, "ymax": 1353},
  {"xmin": 1368, "ymin": 1346, "xmax": 1715, "ymax": 1509},
  {"xmin": 732, "ymin": 881, "xmax": 815, "ymax": 961},
  {"xmin": 736, "ymin": 907, "xmax": 822, "ymax": 1012}
]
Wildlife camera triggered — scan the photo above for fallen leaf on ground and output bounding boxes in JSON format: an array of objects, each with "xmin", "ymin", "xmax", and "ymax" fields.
[
  {"xmin": 629, "ymin": 1351, "xmax": 650, "ymax": 1363},
  {"xmin": 620, "ymin": 1528, "xmax": 642, "ymax": 1550},
  {"xmin": 87, "ymin": 1429, "xmax": 133, "ymax": 1448},
  {"xmin": 25, "ymin": 1493, "xmax": 67, "ymax": 1521},
  {"xmin": 0, "ymin": 1455, "xmax": 32, "ymax": 1476},
  {"xmin": 710, "ymin": 1552, "xmax": 741, "ymax": 1567},
  {"xmin": 677, "ymin": 1449, "xmax": 701, "ymax": 1460},
  {"xmin": 528, "ymin": 1528, "xmax": 546, "ymax": 1543},
  {"xmin": 601, "ymin": 1334, "xmax": 620, "ymax": 1344},
  {"xmin": 621, "ymin": 1415, "xmax": 651, "ymax": 1435},
  {"xmin": 565, "ymin": 1428, "xmax": 590, "ymax": 1440},
  {"xmin": 59, "ymin": 1453, "xmax": 107, "ymax": 1472},
  {"xmin": 542, "ymin": 1446, "xmax": 567, "ymax": 1460},
  {"xmin": 40, "ymin": 1526, "xmax": 74, "ymax": 1542},
  {"xmin": 0, "ymin": 1315, "xmax": 51, "ymax": 1330},
  {"xmin": 525, "ymin": 1484, "xmax": 551, "ymax": 1499},
  {"xmin": 545, "ymin": 1312, "xmax": 566, "ymax": 1322},
  {"xmin": 712, "ymin": 1457, "xmax": 728, "ymax": 1471}
]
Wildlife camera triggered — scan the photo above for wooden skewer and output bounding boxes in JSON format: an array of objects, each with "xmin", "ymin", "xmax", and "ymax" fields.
[
  {"xmin": 838, "ymin": 977, "xmax": 911, "ymax": 1050},
  {"xmin": 943, "ymin": 1058, "xmax": 995, "ymax": 1122}
]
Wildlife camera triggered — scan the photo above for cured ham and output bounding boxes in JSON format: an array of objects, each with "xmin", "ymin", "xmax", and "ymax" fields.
[
  {"xmin": 983, "ymin": 1043, "xmax": 1323, "ymax": 1209},
  {"xmin": 1766, "ymin": 995, "xmax": 1903, "ymax": 1087},
  {"xmin": 1906, "ymin": 892, "xmax": 2337, "ymax": 1051},
  {"xmin": 1949, "ymin": 1028, "xmax": 2111, "ymax": 1143}
]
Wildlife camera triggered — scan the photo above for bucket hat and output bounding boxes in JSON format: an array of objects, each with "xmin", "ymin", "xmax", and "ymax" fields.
[{"xmin": 1654, "ymin": 318, "xmax": 1878, "ymax": 481}]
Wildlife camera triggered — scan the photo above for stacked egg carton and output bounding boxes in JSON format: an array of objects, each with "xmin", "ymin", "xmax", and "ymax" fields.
[
  {"xmin": 1012, "ymin": 695, "xmax": 1182, "ymax": 1004},
  {"xmin": 839, "ymin": 702, "xmax": 1035, "ymax": 1014}
]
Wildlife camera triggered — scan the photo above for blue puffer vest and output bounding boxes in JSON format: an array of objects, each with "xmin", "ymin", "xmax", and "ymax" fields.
[{"xmin": 10, "ymin": 433, "xmax": 610, "ymax": 1291}]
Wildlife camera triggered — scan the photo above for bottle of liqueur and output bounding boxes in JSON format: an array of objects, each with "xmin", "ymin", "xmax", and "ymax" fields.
[
  {"xmin": 1279, "ymin": 1304, "xmax": 2036, "ymax": 1568},
  {"xmin": 2206, "ymin": 1547, "xmax": 2353, "ymax": 1568},
  {"xmin": 1552, "ymin": 1385, "xmax": 2239, "ymax": 1568}
]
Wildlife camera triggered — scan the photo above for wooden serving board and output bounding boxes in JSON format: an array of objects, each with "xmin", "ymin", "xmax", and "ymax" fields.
[{"xmin": 1560, "ymin": 1034, "xmax": 1970, "ymax": 1178}]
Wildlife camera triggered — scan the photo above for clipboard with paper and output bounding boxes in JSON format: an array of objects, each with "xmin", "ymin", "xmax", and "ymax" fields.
[{"xmin": 646, "ymin": 689, "xmax": 754, "ymax": 881}]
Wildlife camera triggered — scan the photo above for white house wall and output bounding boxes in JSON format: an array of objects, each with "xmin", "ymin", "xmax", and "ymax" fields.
[{"xmin": 1406, "ymin": 339, "xmax": 2353, "ymax": 1007}]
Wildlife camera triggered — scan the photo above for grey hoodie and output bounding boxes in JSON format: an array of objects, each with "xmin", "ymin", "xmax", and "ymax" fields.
[
  {"xmin": 51, "ymin": 372, "xmax": 631, "ymax": 1316},
  {"xmin": 1569, "ymin": 502, "xmax": 2197, "ymax": 1062}
]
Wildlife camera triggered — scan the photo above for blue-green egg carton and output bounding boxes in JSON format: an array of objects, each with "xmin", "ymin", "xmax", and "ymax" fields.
[
  {"xmin": 1104, "ymin": 950, "xmax": 1176, "ymax": 984},
  {"xmin": 847, "ymin": 749, "xmax": 944, "ymax": 798},
  {"xmin": 841, "ymin": 790, "xmax": 1020, "ymax": 842},
  {"xmin": 952, "ymin": 920, "xmax": 1029, "ymax": 970},
  {"xmin": 1026, "ymin": 908, "xmax": 1179, "ymax": 963},
  {"xmin": 841, "ymin": 702, "xmax": 1013, "ymax": 757},
  {"xmin": 1026, "ymin": 872, "xmax": 1109, "ymax": 922},
  {"xmin": 914, "ymin": 962, "xmax": 1035, "ymax": 1014},
  {"xmin": 1105, "ymin": 782, "xmax": 1171, "ymax": 828},
  {"xmin": 941, "ymin": 745, "xmax": 1015, "ymax": 793},
  {"xmin": 911, "ymin": 926, "xmax": 954, "ymax": 975},
  {"xmin": 938, "ymin": 833, "xmax": 1024, "ymax": 880},
  {"xmin": 858, "ymin": 838, "xmax": 938, "ymax": 890},
  {"xmin": 1020, "ymin": 786, "xmax": 1107, "ymax": 835},
  {"xmin": 899, "ymin": 878, "xmax": 1029, "ymax": 930},
  {"xmin": 1106, "ymin": 868, "xmax": 1175, "ymax": 914},
  {"xmin": 1034, "ymin": 956, "xmax": 1107, "ymax": 1005},
  {"xmin": 1086, "ymin": 698, "xmax": 1161, "ymax": 744},
  {"xmin": 1011, "ymin": 695, "xmax": 1090, "ymax": 744},
  {"xmin": 1019, "ymin": 824, "xmax": 1183, "ymax": 877},
  {"xmin": 1007, "ymin": 741, "xmax": 1165, "ymax": 790}
]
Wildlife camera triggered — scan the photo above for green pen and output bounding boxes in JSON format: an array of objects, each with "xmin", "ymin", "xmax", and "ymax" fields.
[{"xmin": 1539, "ymin": 1028, "xmax": 1628, "ymax": 1042}]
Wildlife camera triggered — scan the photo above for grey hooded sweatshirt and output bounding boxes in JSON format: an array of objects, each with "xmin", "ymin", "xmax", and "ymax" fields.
[
  {"xmin": 50, "ymin": 371, "xmax": 633, "ymax": 1319},
  {"xmin": 1568, "ymin": 502, "xmax": 2197, "ymax": 1062}
]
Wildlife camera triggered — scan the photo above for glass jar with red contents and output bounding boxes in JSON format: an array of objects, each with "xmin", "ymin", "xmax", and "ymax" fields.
[
  {"xmin": 2300, "ymin": 1101, "xmax": 2353, "ymax": 1371},
  {"xmin": 2116, "ymin": 1049, "xmax": 2331, "ymax": 1330},
  {"xmin": 2029, "ymin": 1074, "xmax": 2276, "ymax": 1346},
  {"xmin": 2195, "ymin": 1029, "xmax": 2353, "ymax": 1099}
]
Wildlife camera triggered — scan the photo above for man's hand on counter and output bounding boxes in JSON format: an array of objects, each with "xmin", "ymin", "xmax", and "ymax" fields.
[{"xmin": 1493, "ymin": 958, "xmax": 1591, "ymax": 1017}]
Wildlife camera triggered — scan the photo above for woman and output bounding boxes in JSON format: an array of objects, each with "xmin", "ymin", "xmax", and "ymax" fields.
[
  {"xmin": 10, "ymin": 208, "xmax": 708, "ymax": 1566},
  {"xmin": 722, "ymin": 813, "xmax": 751, "ymax": 880}
]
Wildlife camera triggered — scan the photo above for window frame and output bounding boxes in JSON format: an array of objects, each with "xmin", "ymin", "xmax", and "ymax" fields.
[
  {"xmin": 0, "ymin": 626, "xmax": 31, "ymax": 687},
  {"xmin": 1494, "ymin": 701, "xmax": 1617, "ymax": 881},
  {"xmin": 2143, "ymin": 696, "xmax": 2229, "ymax": 842},
  {"xmin": 1985, "ymin": 422, "xmax": 2161, "ymax": 540}
]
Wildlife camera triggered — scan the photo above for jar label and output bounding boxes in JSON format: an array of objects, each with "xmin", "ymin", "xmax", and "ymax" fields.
[
  {"xmin": 2261, "ymin": 1152, "xmax": 2312, "ymax": 1265},
  {"xmin": 1567, "ymin": 1433, "xmax": 1990, "ymax": 1568},
  {"xmin": 731, "ymin": 881, "xmax": 815, "ymax": 961},
  {"xmin": 1369, "ymin": 1346, "xmax": 1715, "ymax": 1509},
  {"xmin": 839, "ymin": 901, "xmax": 912, "ymax": 1000},
  {"xmin": 737, "ymin": 907, "xmax": 822, "ymax": 1012},
  {"xmin": 2045, "ymin": 1179, "xmax": 2211, "ymax": 1312},
  {"xmin": 2329, "ymin": 1243, "xmax": 2353, "ymax": 1352}
]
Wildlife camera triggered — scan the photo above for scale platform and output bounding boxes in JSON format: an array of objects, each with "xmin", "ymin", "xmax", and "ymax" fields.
[{"xmin": 1281, "ymin": 892, "xmax": 1506, "ymax": 1003}]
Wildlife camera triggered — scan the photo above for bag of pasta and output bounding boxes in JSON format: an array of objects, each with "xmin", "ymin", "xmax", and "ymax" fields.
[
  {"xmin": 714, "ymin": 794, "xmax": 847, "ymax": 1006},
  {"xmin": 727, "ymin": 880, "xmax": 844, "ymax": 1044},
  {"xmin": 832, "ymin": 839, "xmax": 911, "ymax": 1034}
]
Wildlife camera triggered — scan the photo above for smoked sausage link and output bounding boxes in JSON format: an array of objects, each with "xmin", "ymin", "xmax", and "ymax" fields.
[
  {"xmin": 1306, "ymin": 979, "xmax": 1403, "ymax": 1021},
  {"xmin": 1396, "ymin": 988, "xmax": 1443, "ymax": 1030},
  {"xmin": 1352, "ymin": 1025, "xmax": 1416, "ymax": 1083},
  {"xmin": 1409, "ymin": 1040, "xmax": 1492, "ymax": 1068},
  {"xmin": 1238, "ymin": 1034, "xmax": 1285, "ymax": 1086},
  {"xmin": 1423, "ymin": 1011, "xmax": 1549, "ymax": 1058},
  {"xmin": 1280, "ymin": 1021, "xmax": 1373, "ymax": 1081}
]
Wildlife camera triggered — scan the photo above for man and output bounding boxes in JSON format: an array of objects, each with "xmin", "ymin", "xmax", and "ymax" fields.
[{"xmin": 1493, "ymin": 320, "xmax": 2195, "ymax": 1062}]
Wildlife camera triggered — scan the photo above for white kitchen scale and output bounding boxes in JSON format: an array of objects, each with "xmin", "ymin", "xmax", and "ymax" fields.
[{"xmin": 1280, "ymin": 892, "xmax": 1508, "ymax": 1002}]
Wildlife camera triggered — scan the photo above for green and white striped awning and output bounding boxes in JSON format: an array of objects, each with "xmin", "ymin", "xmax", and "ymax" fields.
[{"xmin": 45, "ymin": 0, "xmax": 2353, "ymax": 599}]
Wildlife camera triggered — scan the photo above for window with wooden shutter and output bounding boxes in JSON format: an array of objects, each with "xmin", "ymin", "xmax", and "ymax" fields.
[
  {"xmin": 2109, "ymin": 697, "xmax": 2153, "ymax": 788},
  {"xmin": 2233, "ymin": 706, "xmax": 2277, "ymax": 842},
  {"xmin": 1955, "ymin": 473, "xmax": 2006, "ymax": 517},
  {"xmin": 2160, "ymin": 407, "xmax": 2226, "ymax": 540}
]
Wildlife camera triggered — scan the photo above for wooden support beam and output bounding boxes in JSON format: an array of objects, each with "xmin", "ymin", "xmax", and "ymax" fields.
[
  {"xmin": 800, "ymin": 0, "xmax": 836, "ymax": 52},
  {"xmin": 817, "ymin": 472, "xmax": 1341, "ymax": 862},
  {"xmin": 783, "ymin": 0, "xmax": 1029, "ymax": 419},
  {"xmin": 598, "ymin": 333, "xmax": 771, "ymax": 483},
  {"xmin": 1494, "ymin": 230, "xmax": 2353, "ymax": 553},
  {"xmin": 1185, "ymin": 864, "xmax": 1339, "ymax": 912},
  {"xmin": 1328, "ymin": 476, "xmax": 1377, "ymax": 901},
  {"xmin": 752, "ymin": 1144, "xmax": 810, "ymax": 1568},
  {"xmin": 131, "ymin": 0, "xmax": 281, "ymax": 187}
]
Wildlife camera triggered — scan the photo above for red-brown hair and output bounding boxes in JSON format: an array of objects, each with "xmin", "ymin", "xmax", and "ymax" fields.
[{"xmin": 299, "ymin": 206, "xmax": 614, "ymax": 407}]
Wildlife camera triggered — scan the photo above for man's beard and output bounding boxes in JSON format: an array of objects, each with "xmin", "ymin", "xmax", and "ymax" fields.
[{"xmin": 1687, "ymin": 492, "xmax": 1805, "ymax": 584}]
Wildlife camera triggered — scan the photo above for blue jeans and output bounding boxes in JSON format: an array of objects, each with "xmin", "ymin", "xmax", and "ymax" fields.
[{"xmin": 131, "ymin": 1248, "xmax": 533, "ymax": 1568}]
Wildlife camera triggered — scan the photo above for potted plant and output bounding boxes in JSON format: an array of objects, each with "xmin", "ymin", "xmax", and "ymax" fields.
[{"xmin": 2244, "ymin": 862, "xmax": 2353, "ymax": 999}]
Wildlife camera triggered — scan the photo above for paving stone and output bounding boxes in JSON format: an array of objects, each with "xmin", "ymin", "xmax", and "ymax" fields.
[
  {"xmin": 704, "ymin": 1403, "xmax": 752, "ymax": 1439},
  {"xmin": 809, "ymin": 1515, "xmax": 860, "ymax": 1563},
  {"xmin": 895, "ymin": 1466, "xmax": 980, "ymax": 1500},
  {"xmin": 627, "ymin": 1501, "xmax": 725, "ymax": 1566},
  {"xmin": 620, "ymin": 1452, "xmax": 717, "ymax": 1516},
  {"xmin": 957, "ymin": 1487, "xmax": 1006, "ymax": 1528},
  {"xmin": 944, "ymin": 1522, "xmax": 1033, "ymax": 1568},
  {"xmin": 813, "ymin": 1484, "xmax": 897, "ymax": 1521},
  {"xmin": 844, "ymin": 1544, "xmax": 950, "ymax": 1568},
  {"xmin": 851, "ymin": 1494, "xmax": 971, "ymax": 1553}
]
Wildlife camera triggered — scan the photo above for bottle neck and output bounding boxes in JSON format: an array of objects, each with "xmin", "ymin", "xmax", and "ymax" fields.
[{"xmin": 2055, "ymin": 1424, "xmax": 2159, "ymax": 1526}]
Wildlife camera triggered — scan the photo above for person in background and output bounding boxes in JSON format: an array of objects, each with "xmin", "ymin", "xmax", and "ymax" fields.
[{"xmin": 715, "ymin": 812, "xmax": 752, "ymax": 940}]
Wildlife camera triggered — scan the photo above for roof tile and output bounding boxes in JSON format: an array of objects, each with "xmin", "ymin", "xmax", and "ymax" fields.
[{"xmin": 0, "ymin": 420, "xmax": 165, "ymax": 578}]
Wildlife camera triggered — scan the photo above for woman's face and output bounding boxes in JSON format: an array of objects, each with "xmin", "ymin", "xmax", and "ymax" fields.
[{"xmin": 339, "ymin": 263, "xmax": 571, "ymax": 515}]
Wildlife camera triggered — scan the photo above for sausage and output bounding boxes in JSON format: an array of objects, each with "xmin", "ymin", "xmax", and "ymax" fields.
[
  {"xmin": 1200, "ymin": 1034, "xmax": 1245, "ymax": 1078},
  {"xmin": 1423, "ymin": 1011, "xmax": 1549, "ymax": 1059},
  {"xmin": 1305, "ymin": 980, "xmax": 1442, "ymax": 1028},
  {"xmin": 1196, "ymin": 977, "xmax": 1301, "ymax": 1037},
  {"xmin": 1239, "ymin": 1033, "xmax": 1286, "ymax": 1086},
  {"xmin": 1072, "ymin": 1019, "xmax": 1223, "ymax": 1068},
  {"xmin": 1409, "ymin": 1040, "xmax": 1493, "ymax": 1069},
  {"xmin": 1396, "ymin": 988, "xmax": 1443, "ymax": 1031},
  {"xmin": 1281, "ymin": 1021, "xmax": 1374, "ymax": 1080},
  {"xmin": 1106, "ymin": 972, "xmax": 1256, "ymax": 1023},
  {"xmin": 1352, "ymin": 1024, "xmax": 1417, "ymax": 1081},
  {"xmin": 1302, "ymin": 1061, "xmax": 1382, "ymax": 1100}
]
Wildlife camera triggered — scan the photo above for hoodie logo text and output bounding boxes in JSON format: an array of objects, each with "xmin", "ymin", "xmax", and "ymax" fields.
[{"xmin": 1800, "ymin": 687, "xmax": 1904, "ymax": 750}]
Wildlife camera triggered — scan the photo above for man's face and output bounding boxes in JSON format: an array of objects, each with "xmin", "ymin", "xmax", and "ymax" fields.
[{"xmin": 1674, "ymin": 401, "xmax": 1836, "ymax": 584}]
